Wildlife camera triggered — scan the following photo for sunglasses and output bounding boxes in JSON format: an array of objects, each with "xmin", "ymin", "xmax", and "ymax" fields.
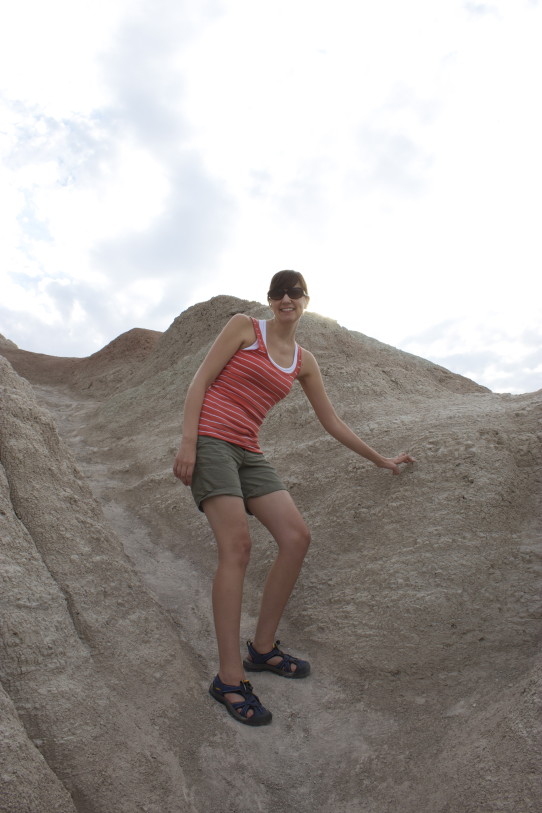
[{"xmin": 268, "ymin": 286, "xmax": 307, "ymax": 300}]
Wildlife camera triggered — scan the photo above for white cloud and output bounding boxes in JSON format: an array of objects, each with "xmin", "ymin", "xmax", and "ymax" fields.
[
  {"xmin": 399, "ymin": 318, "xmax": 542, "ymax": 393},
  {"xmin": 0, "ymin": 0, "xmax": 132, "ymax": 114}
]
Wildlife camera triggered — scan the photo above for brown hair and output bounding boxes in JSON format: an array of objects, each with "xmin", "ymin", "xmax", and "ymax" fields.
[{"xmin": 267, "ymin": 270, "xmax": 309, "ymax": 299}]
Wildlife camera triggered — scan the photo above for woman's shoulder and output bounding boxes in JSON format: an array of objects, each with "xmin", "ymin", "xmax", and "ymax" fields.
[
  {"xmin": 228, "ymin": 312, "xmax": 253, "ymax": 324},
  {"xmin": 223, "ymin": 312, "xmax": 256, "ymax": 330},
  {"xmin": 222, "ymin": 313, "xmax": 258, "ymax": 347},
  {"xmin": 297, "ymin": 347, "xmax": 319, "ymax": 377}
]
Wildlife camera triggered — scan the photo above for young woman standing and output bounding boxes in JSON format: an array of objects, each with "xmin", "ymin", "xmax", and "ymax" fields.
[{"xmin": 173, "ymin": 270, "xmax": 414, "ymax": 726}]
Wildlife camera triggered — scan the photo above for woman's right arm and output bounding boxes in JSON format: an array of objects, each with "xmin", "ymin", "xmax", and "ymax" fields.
[{"xmin": 173, "ymin": 313, "xmax": 255, "ymax": 485}]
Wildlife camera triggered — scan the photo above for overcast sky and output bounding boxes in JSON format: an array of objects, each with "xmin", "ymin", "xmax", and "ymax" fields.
[{"xmin": 1, "ymin": 0, "xmax": 540, "ymax": 393}]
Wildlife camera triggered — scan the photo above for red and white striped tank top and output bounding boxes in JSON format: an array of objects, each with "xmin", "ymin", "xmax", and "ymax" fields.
[{"xmin": 197, "ymin": 317, "xmax": 303, "ymax": 453}]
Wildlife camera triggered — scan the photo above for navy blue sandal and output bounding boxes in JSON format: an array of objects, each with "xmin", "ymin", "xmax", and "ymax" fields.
[
  {"xmin": 243, "ymin": 640, "xmax": 311, "ymax": 679},
  {"xmin": 209, "ymin": 675, "xmax": 272, "ymax": 726}
]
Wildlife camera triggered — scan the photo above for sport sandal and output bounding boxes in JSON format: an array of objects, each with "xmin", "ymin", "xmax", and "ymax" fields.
[
  {"xmin": 243, "ymin": 640, "xmax": 311, "ymax": 679},
  {"xmin": 209, "ymin": 674, "xmax": 272, "ymax": 726}
]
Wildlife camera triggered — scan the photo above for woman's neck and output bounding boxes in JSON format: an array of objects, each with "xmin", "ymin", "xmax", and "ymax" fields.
[{"xmin": 266, "ymin": 317, "xmax": 299, "ymax": 344}]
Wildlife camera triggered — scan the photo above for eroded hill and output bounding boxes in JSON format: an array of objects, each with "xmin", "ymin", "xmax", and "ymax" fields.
[{"xmin": 1, "ymin": 298, "xmax": 540, "ymax": 813}]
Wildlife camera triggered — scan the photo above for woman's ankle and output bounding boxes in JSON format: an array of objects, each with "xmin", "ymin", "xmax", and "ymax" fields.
[
  {"xmin": 251, "ymin": 638, "xmax": 275, "ymax": 655},
  {"xmin": 217, "ymin": 668, "xmax": 245, "ymax": 686}
]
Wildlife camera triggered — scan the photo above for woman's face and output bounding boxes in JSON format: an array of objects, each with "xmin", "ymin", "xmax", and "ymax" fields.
[{"xmin": 268, "ymin": 280, "xmax": 308, "ymax": 322}]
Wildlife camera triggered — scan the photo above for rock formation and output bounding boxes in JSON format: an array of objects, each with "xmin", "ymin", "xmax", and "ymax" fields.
[{"xmin": 1, "ymin": 297, "xmax": 540, "ymax": 812}]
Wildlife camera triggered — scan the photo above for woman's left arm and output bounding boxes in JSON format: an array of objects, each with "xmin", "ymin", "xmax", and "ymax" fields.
[{"xmin": 298, "ymin": 350, "xmax": 414, "ymax": 475}]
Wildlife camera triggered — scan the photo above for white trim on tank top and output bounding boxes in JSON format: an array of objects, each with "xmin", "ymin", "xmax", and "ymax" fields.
[{"xmin": 244, "ymin": 319, "xmax": 299, "ymax": 374}]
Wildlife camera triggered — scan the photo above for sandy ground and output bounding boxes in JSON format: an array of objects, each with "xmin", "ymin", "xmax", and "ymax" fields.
[{"xmin": 1, "ymin": 297, "xmax": 541, "ymax": 813}]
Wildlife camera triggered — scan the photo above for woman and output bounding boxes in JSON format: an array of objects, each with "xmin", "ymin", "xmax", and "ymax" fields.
[{"xmin": 173, "ymin": 270, "xmax": 414, "ymax": 726}]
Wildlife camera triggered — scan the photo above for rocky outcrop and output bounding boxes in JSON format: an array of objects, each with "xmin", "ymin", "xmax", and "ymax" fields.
[
  {"xmin": 0, "ymin": 358, "xmax": 199, "ymax": 812},
  {"xmin": 1, "ymin": 297, "xmax": 540, "ymax": 812}
]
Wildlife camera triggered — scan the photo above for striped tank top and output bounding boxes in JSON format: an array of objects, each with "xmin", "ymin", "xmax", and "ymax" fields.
[{"xmin": 197, "ymin": 317, "xmax": 303, "ymax": 453}]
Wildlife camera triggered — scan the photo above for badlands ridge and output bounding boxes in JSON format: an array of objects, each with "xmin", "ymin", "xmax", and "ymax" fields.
[{"xmin": 0, "ymin": 296, "xmax": 540, "ymax": 812}]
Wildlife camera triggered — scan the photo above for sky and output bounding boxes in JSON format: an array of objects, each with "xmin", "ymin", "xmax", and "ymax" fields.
[{"xmin": 1, "ymin": 0, "xmax": 541, "ymax": 394}]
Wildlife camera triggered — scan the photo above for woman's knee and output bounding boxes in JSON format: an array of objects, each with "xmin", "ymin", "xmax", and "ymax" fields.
[
  {"xmin": 299, "ymin": 526, "xmax": 312, "ymax": 556},
  {"xmin": 284, "ymin": 524, "xmax": 311, "ymax": 560},
  {"xmin": 218, "ymin": 531, "xmax": 253, "ymax": 569},
  {"xmin": 203, "ymin": 496, "xmax": 253, "ymax": 568}
]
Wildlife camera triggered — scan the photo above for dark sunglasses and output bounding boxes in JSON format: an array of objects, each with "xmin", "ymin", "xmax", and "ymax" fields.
[{"xmin": 268, "ymin": 286, "xmax": 307, "ymax": 300}]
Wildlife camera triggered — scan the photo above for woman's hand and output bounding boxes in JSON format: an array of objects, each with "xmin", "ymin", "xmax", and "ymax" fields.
[
  {"xmin": 377, "ymin": 452, "xmax": 416, "ymax": 475},
  {"xmin": 173, "ymin": 440, "xmax": 196, "ymax": 486}
]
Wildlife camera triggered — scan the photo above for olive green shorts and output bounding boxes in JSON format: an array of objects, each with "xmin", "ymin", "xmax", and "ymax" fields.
[{"xmin": 191, "ymin": 435, "xmax": 286, "ymax": 513}]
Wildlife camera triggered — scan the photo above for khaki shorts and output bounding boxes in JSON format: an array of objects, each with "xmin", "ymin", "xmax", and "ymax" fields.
[{"xmin": 191, "ymin": 435, "xmax": 286, "ymax": 513}]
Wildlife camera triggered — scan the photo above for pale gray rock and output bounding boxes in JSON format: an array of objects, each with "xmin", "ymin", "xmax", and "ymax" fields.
[
  {"xmin": 0, "ymin": 334, "xmax": 18, "ymax": 350},
  {"xmin": 1, "ymin": 297, "xmax": 540, "ymax": 812},
  {"xmin": 0, "ymin": 682, "xmax": 77, "ymax": 813},
  {"xmin": 0, "ymin": 358, "xmax": 200, "ymax": 812}
]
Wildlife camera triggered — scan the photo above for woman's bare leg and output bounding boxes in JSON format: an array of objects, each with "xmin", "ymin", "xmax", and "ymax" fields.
[
  {"xmin": 246, "ymin": 490, "xmax": 311, "ymax": 662},
  {"xmin": 203, "ymin": 495, "xmax": 254, "ymax": 711}
]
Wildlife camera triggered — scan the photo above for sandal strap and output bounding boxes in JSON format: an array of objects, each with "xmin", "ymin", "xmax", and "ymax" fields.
[
  {"xmin": 246, "ymin": 639, "xmax": 299, "ymax": 673},
  {"xmin": 212, "ymin": 676, "xmax": 268, "ymax": 718},
  {"xmin": 230, "ymin": 695, "xmax": 266, "ymax": 717},
  {"xmin": 213, "ymin": 675, "xmax": 253, "ymax": 694}
]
